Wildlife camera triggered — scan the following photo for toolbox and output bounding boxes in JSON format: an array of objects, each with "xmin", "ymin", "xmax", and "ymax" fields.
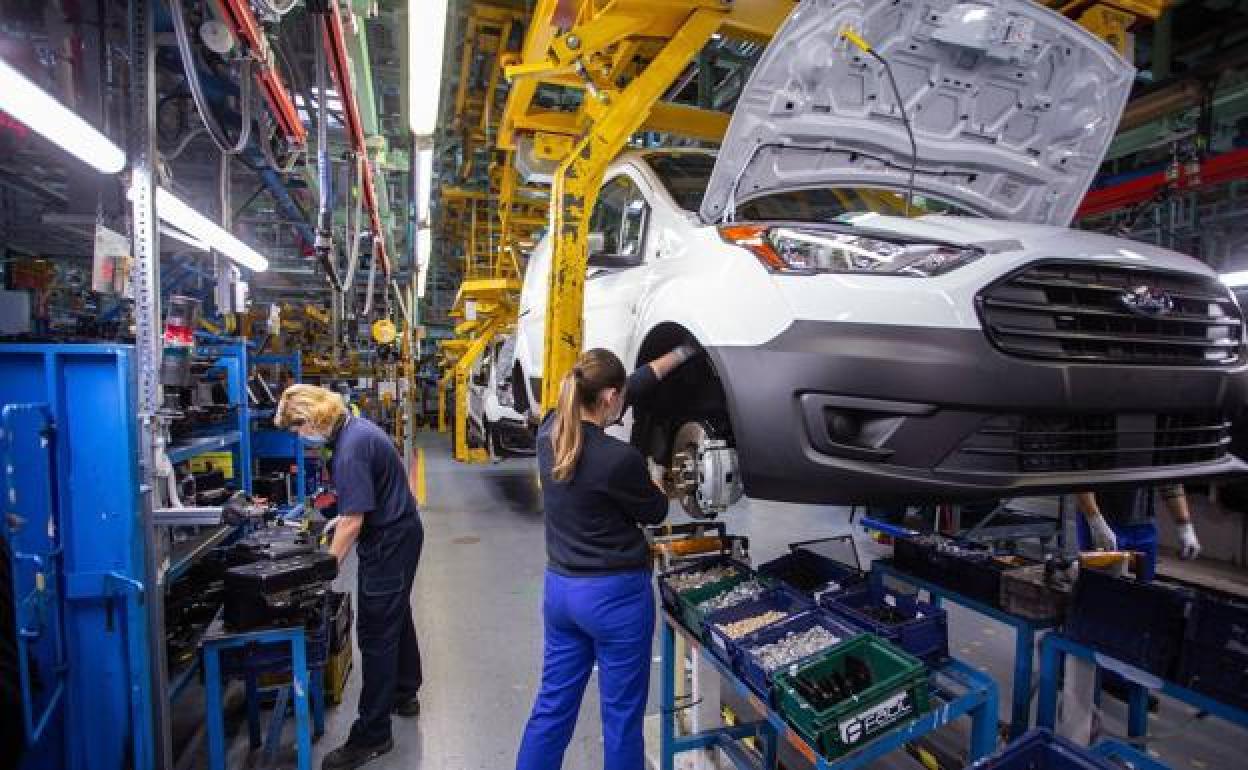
[
  {"xmin": 893, "ymin": 536, "xmax": 1035, "ymax": 609},
  {"xmin": 1177, "ymin": 584, "xmax": 1248, "ymax": 711},
  {"xmin": 821, "ymin": 584, "xmax": 948, "ymax": 665},
  {"xmin": 733, "ymin": 610, "xmax": 861, "ymax": 702},
  {"xmin": 225, "ymin": 552, "xmax": 337, "ymax": 594},
  {"xmin": 1065, "ymin": 568, "xmax": 1193, "ymax": 678},
  {"xmin": 703, "ymin": 587, "xmax": 812, "ymax": 662},
  {"xmin": 970, "ymin": 728, "xmax": 1117, "ymax": 769},
  {"xmin": 773, "ymin": 634, "xmax": 930, "ymax": 761},
  {"xmin": 757, "ymin": 536, "xmax": 866, "ymax": 600}
]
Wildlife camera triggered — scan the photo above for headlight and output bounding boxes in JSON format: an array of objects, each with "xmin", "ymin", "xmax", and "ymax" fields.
[{"xmin": 719, "ymin": 224, "xmax": 983, "ymax": 277}]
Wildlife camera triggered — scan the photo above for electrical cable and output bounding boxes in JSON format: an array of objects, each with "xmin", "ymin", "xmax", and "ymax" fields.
[
  {"xmin": 165, "ymin": 126, "xmax": 208, "ymax": 161},
  {"xmin": 313, "ymin": 18, "xmax": 342, "ymax": 291},
  {"xmin": 169, "ymin": 0, "xmax": 253, "ymax": 155},
  {"xmin": 867, "ymin": 50, "xmax": 918, "ymax": 217},
  {"xmin": 342, "ymin": 155, "xmax": 365, "ymax": 289},
  {"xmin": 363, "ymin": 238, "xmax": 379, "ymax": 317}
]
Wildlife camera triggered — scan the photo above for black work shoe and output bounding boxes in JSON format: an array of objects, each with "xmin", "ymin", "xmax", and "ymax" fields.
[
  {"xmin": 321, "ymin": 737, "xmax": 394, "ymax": 770},
  {"xmin": 393, "ymin": 696, "xmax": 421, "ymax": 718}
]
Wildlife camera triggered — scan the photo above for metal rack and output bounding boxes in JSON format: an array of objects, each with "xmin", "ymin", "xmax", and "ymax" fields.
[
  {"xmin": 250, "ymin": 351, "xmax": 309, "ymax": 511},
  {"xmin": 1037, "ymin": 633, "xmax": 1248, "ymax": 740},
  {"xmin": 658, "ymin": 591, "xmax": 1001, "ymax": 770},
  {"xmin": 869, "ymin": 559, "xmax": 1058, "ymax": 740}
]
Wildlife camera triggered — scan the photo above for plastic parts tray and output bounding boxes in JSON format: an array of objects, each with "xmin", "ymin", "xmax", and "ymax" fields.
[
  {"xmin": 773, "ymin": 634, "xmax": 930, "ymax": 761},
  {"xmin": 970, "ymin": 728, "xmax": 1118, "ymax": 769},
  {"xmin": 656, "ymin": 555, "xmax": 754, "ymax": 633},
  {"xmin": 1177, "ymin": 584, "xmax": 1248, "ymax": 711},
  {"xmin": 820, "ymin": 584, "xmax": 948, "ymax": 665},
  {"xmin": 757, "ymin": 548, "xmax": 864, "ymax": 601},
  {"xmin": 894, "ymin": 537, "xmax": 1034, "ymax": 608},
  {"xmin": 224, "ymin": 552, "xmax": 337, "ymax": 593},
  {"xmin": 733, "ymin": 610, "xmax": 862, "ymax": 702},
  {"xmin": 1065, "ymin": 568, "xmax": 1193, "ymax": 678},
  {"xmin": 703, "ymin": 587, "xmax": 813, "ymax": 662}
]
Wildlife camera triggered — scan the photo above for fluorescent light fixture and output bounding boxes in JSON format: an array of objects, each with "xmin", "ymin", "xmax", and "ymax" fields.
[
  {"xmin": 417, "ymin": 149, "xmax": 433, "ymax": 223},
  {"xmin": 409, "ymin": 2, "xmax": 450, "ymax": 136},
  {"xmin": 417, "ymin": 226, "xmax": 431, "ymax": 298},
  {"xmin": 1221, "ymin": 271, "xmax": 1248, "ymax": 288},
  {"xmin": 160, "ymin": 224, "xmax": 210, "ymax": 252},
  {"xmin": 130, "ymin": 183, "xmax": 269, "ymax": 271},
  {"xmin": 0, "ymin": 57, "xmax": 126, "ymax": 173}
]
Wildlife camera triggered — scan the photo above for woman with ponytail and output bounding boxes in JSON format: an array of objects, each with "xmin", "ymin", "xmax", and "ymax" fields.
[{"xmin": 516, "ymin": 344, "xmax": 699, "ymax": 770}]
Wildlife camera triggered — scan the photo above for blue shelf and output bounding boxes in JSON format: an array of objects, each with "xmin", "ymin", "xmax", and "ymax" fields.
[
  {"xmin": 251, "ymin": 408, "xmax": 276, "ymax": 419},
  {"xmin": 167, "ymin": 430, "xmax": 242, "ymax": 464}
]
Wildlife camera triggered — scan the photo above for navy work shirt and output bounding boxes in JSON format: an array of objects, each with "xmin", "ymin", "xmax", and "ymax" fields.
[
  {"xmin": 538, "ymin": 366, "xmax": 669, "ymax": 576},
  {"xmin": 330, "ymin": 415, "xmax": 420, "ymax": 536}
]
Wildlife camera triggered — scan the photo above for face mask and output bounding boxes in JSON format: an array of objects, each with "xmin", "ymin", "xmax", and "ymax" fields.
[{"xmin": 302, "ymin": 435, "xmax": 327, "ymax": 447}]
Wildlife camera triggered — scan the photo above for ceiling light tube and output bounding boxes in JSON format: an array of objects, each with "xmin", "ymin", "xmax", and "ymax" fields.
[
  {"xmin": 409, "ymin": 2, "xmax": 449, "ymax": 137},
  {"xmin": 130, "ymin": 184, "xmax": 269, "ymax": 271},
  {"xmin": 0, "ymin": 57, "xmax": 126, "ymax": 173},
  {"xmin": 160, "ymin": 224, "xmax": 211, "ymax": 252}
]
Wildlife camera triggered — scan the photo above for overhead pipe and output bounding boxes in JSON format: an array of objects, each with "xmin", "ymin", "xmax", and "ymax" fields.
[
  {"xmin": 313, "ymin": 0, "xmax": 391, "ymax": 277},
  {"xmin": 312, "ymin": 27, "xmax": 343, "ymax": 291},
  {"xmin": 1079, "ymin": 147, "xmax": 1248, "ymax": 219}
]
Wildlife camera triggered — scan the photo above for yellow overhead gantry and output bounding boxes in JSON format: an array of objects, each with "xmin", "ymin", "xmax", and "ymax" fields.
[
  {"xmin": 446, "ymin": 276, "xmax": 522, "ymax": 462},
  {"xmin": 494, "ymin": 0, "xmax": 1170, "ymax": 414},
  {"xmin": 500, "ymin": 0, "xmax": 796, "ymax": 412}
]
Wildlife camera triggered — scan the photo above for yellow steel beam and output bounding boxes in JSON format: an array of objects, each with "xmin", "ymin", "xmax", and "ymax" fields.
[
  {"xmin": 452, "ymin": 317, "xmax": 503, "ymax": 463},
  {"xmin": 540, "ymin": 6, "xmax": 727, "ymax": 411},
  {"xmin": 645, "ymin": 102, "xmax": 731, "ymax": 142},
  {"xmin": 499, "ymin": 0, "xmax": 565, "ymax": 150}
]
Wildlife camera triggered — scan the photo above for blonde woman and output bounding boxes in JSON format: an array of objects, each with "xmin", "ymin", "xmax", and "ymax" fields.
[
  {"xmin": 275, "ymin": 384, "xmax": 423, "ymax": 770},
  {"xmin": 516, "ymin": 345, "xmax": 696, "ymax": 770}
]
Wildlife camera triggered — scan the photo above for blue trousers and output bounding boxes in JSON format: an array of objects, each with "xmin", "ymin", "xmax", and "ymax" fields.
[
  {"xmin": 516, "ymin": 569, "xmax": 655, "ymax": 770},
  {"xmin": 1076, "ymin": 516, "xmax": 1158, "ymax": 581}
]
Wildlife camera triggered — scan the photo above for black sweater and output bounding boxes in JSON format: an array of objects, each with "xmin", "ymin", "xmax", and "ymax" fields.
[{"xmin": 538, "ymin": 367, "xmax": 669, "ymax": 575}]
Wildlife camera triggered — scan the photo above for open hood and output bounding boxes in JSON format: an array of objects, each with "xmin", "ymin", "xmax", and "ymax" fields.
[{"xmin": 699, "ymin": 0, "xmax": 1134, "ymax": 228}]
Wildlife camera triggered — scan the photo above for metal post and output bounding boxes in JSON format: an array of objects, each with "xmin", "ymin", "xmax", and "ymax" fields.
[{"xmin": 129, "ymin": 0, "xmax": 173, "ymax": 765}]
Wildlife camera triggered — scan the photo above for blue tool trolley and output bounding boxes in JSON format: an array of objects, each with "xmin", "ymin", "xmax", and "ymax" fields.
[
  {"xmin": 201, "ymin": 613, "xmax": 324, "ymax": 770},
  {"xmin": 869, "ymin": 558, "xmax": 1056, "ymax": 739},
  {"xmin": 659, "ymin": 610, "xmax": 999, "ymax": 770},
  {"xmin": 1036, "ymin": 633, "xmax": 1248, "ymax": 740},
  {"xmin": 0, "ymin": 344, "xmax": 157, "ymax": 770}
]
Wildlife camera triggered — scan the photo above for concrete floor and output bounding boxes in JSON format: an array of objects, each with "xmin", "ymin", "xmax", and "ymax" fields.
[{"xmin": 195, "ymin": 432, "xmax": 1248, "ymax": 769}]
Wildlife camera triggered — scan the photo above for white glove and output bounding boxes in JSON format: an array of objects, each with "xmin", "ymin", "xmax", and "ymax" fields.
[
  {"xmin": 1176, "ymin": 521, "xmax": 1201, "ymax": 560},
  {"xmin": 672, "ymin": 343, "xmax": 700, "ymax": 366},
  {"xmin": 647, "ymin": 458, "xmax": 667, "ymax": 487},
  {"xmin": 1086, "ymin": 513, "xmax": 1118, "ymax": 552}
]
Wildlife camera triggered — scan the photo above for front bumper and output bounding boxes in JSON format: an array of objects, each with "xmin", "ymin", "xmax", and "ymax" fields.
[
  {"xmin": 493, "ymin": 417, "xmax": 536, "ymax": 457},
  {"xmin": 707, "ymin": 321, "xmax": 1248, "ymax": 505}
]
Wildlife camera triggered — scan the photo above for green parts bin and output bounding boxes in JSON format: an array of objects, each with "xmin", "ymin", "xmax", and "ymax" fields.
[{"xmin": 773, "ymin": 634, "xmax": 930, "ymax": 760}]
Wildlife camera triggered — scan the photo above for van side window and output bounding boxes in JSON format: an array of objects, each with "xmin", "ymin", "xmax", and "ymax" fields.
[{"xmin": 589, "ymin": 175, "xmax": 649, "ymax": 262}]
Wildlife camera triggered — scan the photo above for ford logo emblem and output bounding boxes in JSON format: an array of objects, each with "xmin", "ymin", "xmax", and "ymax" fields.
[{"xmin": 1120, "ymin": 285, "xmax": 1174, "ymax": 317}]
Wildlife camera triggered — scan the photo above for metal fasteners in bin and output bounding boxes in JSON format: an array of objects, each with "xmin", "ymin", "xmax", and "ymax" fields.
[
  {"xmin": 657, "ymin": 555, "xmax": 754, "ymax": 634},
  {"xmin": 733, "ymin": 611, "xmax": 862, "ymax": 701},
  {"xmin": 703, "ymin": 587, "xmax": 813, "ymax": 662},
  {"xmin": 697, "ymin": 578, "xmax": 768, "ymax": 615}
]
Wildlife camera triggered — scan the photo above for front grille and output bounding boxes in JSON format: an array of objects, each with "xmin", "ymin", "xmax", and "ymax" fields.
[
  {"xmin": 944, "ymin": 412, "xmax": 1232, "ymax": 474},
  {"xmin": 978, "ymin": 262, "xmax": 1243, "ymax": 365}
]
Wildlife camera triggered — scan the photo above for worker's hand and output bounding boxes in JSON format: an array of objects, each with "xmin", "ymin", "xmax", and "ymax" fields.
[
  {"xmin": 1176, "ymin": 521, "xmax": 1202, "ymax": 560},
  {"xmin": 1086, "ymin": 513, "xmax": 1118, "ymax": 552}
]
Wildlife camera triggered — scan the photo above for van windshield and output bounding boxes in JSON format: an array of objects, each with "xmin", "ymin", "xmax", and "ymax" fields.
[{"xmin": 645, "ymin": 152, "xmax": 982, "ymax": 220}]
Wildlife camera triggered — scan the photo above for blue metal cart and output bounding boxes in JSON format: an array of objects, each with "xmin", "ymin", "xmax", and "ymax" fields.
[{"xmin": 658, "ymin": 610, "xmax": 1000, "ymax": 770}]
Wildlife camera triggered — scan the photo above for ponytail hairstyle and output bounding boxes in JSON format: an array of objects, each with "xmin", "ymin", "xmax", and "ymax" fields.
[{"xmin": 550, "ymin": 348, "xmax": 627, "ymax": 482}]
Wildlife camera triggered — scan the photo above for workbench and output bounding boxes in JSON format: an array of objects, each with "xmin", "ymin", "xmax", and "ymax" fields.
[
  {"xmin": 1036, "ymin": 633, "xmax": 1248, "ymax": 741},
  {"xmin": 869, "ymin": 559, "xmax": 1056, "ymax": 739},
  {"xmin": 658, "ymin": 610, "xmax": 1000, "ymax": 770}
]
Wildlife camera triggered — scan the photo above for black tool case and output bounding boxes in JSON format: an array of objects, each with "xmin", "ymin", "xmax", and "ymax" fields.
[
  {"xmin": 226, "ymin": 529, "xmax": 316, "ymax": 565},
  {"xmin": 223, "ymin": 553, "xmax": 338, "ymax": 630},
  {"xmin": 225, "ymin": 552, "xmax": 337, "ymax": 593}
]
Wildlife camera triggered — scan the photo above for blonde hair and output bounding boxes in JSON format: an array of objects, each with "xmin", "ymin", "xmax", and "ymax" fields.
[
  {"xmin": 274, "ymin": 384, "xmax": 347, "ymax": 435},
  {"xmin": 551, "ymin": 349, "xmax": 626, "ymax": 482}
]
